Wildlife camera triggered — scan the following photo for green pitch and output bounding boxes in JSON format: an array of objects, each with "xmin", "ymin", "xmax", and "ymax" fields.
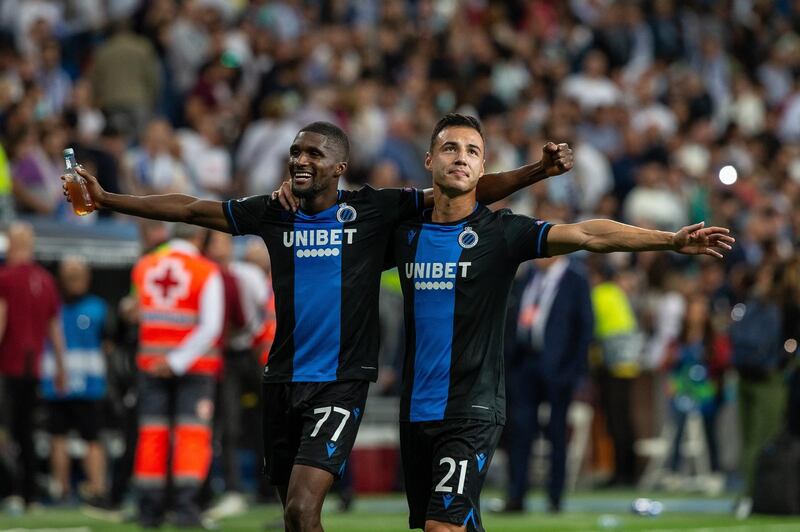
[{"xmin": 2, "ymin": 494, "xmax": 800, "ymax": 531}]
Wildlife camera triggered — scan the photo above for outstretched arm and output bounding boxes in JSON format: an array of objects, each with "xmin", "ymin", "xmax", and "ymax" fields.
[
  {"xmin": 272, "ymin": 142, "xmax": 574, "ymax": 212},
  {"xmin": 422, "ymin": 141, "xmax": 574, "ymax": 208},
  {"xmin": 546, "ymin": 220, "xmax": 734, "ymax": 258},
  {"xmin": 62, "ymin": 167, "xmax": 231, "ymax": 232}
]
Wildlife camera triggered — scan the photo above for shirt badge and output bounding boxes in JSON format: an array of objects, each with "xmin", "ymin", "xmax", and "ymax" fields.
[
  {"xmin": 458, "ymin": 226, "xmax": 479, "ymax": 249},
  {"xmin": 336, "ymin": 203, "xmax": 357, "ymax": 223}
]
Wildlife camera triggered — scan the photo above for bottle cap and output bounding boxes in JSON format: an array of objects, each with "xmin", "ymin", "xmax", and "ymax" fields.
[{"xmin": 63, "ymin": 148, "xmax": 75, "ymax": 157}]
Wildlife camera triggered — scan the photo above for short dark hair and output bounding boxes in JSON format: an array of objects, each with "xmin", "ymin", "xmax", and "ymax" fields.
[
  {"xmin": 429, "ymin": 113, "xmax": 484, "ymax": 150},
  {"xmin": 298, "ymin": 121, "xmax": 350, "ymax": 161}
]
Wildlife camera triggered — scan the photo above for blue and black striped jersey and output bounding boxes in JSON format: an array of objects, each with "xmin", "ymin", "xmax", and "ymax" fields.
[
  {"xmin": 224, "ymin": 185, "xmax": 424, "ymax": 383},
  {"xmin": 393, "ymin": 204, "xmax": 552, "ymax": 424}
]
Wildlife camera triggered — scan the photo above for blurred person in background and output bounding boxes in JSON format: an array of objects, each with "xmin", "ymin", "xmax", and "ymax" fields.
[
  {"xmin": 127, "ymin": 118, "xmax": 193, "ymax": 196},
  {"xmin": 590, "ymin": 263, "xmax": 642, "ymax": 487},
  {"xmin": 561, "ymin": 49, "xmax": 621, "ymax": 112},
  {"xmin": 730, "ymin": 265, "xmax": 788, "ymax": 518},
  {"xmin": 502, "ymin": 251, "xmax": 594, "ymax": 513},
  {"xmin": 177, "ymin": 115, "xmax": 233, "ymax": 199},
  {"xmin": 235, "ymin": 95, "xmax": 299, "ymax": 196},
  {"xmin": 0, "ymin": 222, "xmax": 65, "ymax": 511},
  {"xmin": 10, "ymin": 124, "xmax": 68, "ymax": 216},
  {"xmin": 35, "ymin": 38, "xmax": 72, "ymax": 118},
  {"xmin": 664, "ymin": 293, "xmax": 726, "ymax": 476},
  {"xmin": 90, "ymin": 19, "xmax": 160, "ymax": 142},
  {"xmin": 780, "ymin": 254, "xmax": 800, "ymax": 438},
  {"xmin": 131, "ymin": 223, "xmax": 223, "ymax": 529},
  {"xmin": 41, "ymin": 256, "xmax": 111, "ymax": 508},
  {"xmin": 0, "ymin": 141, "xmax": 14, "ymax": 224},
  {"xmin": 67, "ymin": 79, "xmax": 106, "ymax": 145},
  {"xmin": 204, "ymin": 230, "xmax": 269, "ymax": 519},
  {"xmin": 241, "ymin": 237, "xmax": 277, "ymax": 503},
  {"xmin": 636, "ymin": 255, "xmax": 687, "ymax": 441},
  {"xmin": 106, "ymin": 220, "xmax": 171, "ymax": 515},
  {"xmin": 622, "ymin": 162, "xmax": 688, "ymax": 231},
  {"xmin": 242, "ymin": 240, "xmax": 276, "ymax": 388}
]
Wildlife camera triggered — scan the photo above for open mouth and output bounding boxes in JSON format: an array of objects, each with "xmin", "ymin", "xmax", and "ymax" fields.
[{"xmin": 293, "ymin": 170, "xmax": 313, "ymax": 185}]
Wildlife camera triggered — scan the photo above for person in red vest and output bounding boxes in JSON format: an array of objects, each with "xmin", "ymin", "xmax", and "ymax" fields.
[{"xmin": 131, "ymin": 223, "xmax": 223, "ymax": 529}]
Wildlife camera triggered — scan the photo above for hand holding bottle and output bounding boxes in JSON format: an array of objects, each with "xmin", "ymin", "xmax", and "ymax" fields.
[
  {"xmin": 61, "ymin": 150, "xmax": 105, "ymax": 213},
  {"xmin": 61, "ymin": 148, "xmax": 96, "ymax": 215}
]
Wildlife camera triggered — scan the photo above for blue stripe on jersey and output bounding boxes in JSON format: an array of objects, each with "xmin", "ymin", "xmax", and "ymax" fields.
[
  {"xmin": 536, "ymin": 222, "xmax": 551, "ymax": 256},
  {"xmin": 409, "ymin": 223, "xmax": 465, "ymax": 421},
  {"xmin": 292, "ymin": 204, "xmax": 343, "ymax": 381},
  {"xmin": 225, "ymin": 200, "xmax": 241, "ymax": 235}
]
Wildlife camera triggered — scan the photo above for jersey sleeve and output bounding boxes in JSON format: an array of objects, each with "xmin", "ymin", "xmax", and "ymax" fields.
[
  {"xmin": 368, "ymin": 186, "xmax": 425, "ymax": 225},
  {"xmin": 501, "ymin": 212, "xmax": 554, "ymax": 263},
  {"xmin": 223, "ymin": 195, "xmax": 274, "ymax": 236}
]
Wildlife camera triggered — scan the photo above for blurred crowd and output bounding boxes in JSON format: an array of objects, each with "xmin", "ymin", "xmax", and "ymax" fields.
[{"xmin": 1, "ymin": 0, "xmax": 800, "ymax": 520}]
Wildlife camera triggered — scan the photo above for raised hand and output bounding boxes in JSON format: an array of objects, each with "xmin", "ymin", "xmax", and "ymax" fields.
[
  {"xmin": 672, "ymin": 222, "xmax": 735, "ymax": 258},
  {"xmin": 541, "ymin": 142, "xmax": 574, "ymax": 177},
  {"xmin": 271, "ymin": 180, "xmax": 298, "ymax": 212}
]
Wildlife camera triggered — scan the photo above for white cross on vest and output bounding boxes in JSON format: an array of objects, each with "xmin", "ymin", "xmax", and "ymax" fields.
[{"xmin": 144, "ymin": 257, "xmax": 191, "ymax": 307}]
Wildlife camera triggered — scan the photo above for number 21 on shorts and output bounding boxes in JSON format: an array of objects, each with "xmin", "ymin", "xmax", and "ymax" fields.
[{"xmin": 435, "ymin": 457, "xmax": 468, "ymax": 494}]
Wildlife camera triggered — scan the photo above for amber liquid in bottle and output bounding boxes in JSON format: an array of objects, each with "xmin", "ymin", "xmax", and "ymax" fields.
[
  {"xmin": 63, "ymin": 148, "xmax": 95, "ymax": 216},
  {"xmin": 66, "ymin": 180, "xmax": 94, "ymax": 215}
]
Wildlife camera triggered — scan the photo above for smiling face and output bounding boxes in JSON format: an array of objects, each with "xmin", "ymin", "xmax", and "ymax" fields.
[
  {"xmin": 426, "ymin": 126, "xmax": 486, "ymax": 195},
  {"xmin": 288, "ymin": 131, "xmax": 347, "ymax": 199}
]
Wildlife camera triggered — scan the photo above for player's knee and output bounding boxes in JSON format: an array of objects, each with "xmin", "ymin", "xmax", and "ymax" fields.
[
  {"xmin": 424, "ymin": 520, "xmax": 466, "ymax": 532},
  {"xmin": 284, "ymin": 496, "xmax": 321, "ymax": 531}
]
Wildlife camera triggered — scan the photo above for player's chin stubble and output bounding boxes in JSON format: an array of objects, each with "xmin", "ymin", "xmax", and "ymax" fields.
[{"xmin": 291, "ymin": 181, "xmax": 326, "ymax": 199}]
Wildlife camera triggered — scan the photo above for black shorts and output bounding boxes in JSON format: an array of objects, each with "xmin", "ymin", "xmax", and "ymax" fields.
[
  {"xmin": 262, "ymin": 380, "xmax": 368, "ymax": 485},
  {"xmin": 47, "ymin": 399, "xmax": 103, "ymax": 441},
  {"xmin": 400, "ymin": 420, "xmax": 503, "ymax": 532}
]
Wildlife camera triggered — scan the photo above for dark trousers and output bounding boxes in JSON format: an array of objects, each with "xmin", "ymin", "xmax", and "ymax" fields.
[
  {"xmin": 135, "ymin": 374, "xmax": 215, "ymax": 527},
  {"xmin": 669, "ymin": 406, "xmax": 720, "ymax": 472},
  {"xmin": 1, "ymin": 377, "xmax": 39, "ymax": 504},
  {"xmin": 110, "ymin": 382, "xmax": 139, "ymax": 507},
  {"xmin": 738, "ymin": 372, "xmax": 786, "ymax": 495},
  {"xmin": 216, "ymin": 349, "xmax": 261, "ymax": 492},
  {"xmin": 506, "ymin": 369, "xmax": 574, "ymax": 507},
  {"xmin": 598, "ymin": 372, "xmax": 636, "ymax": 484}
]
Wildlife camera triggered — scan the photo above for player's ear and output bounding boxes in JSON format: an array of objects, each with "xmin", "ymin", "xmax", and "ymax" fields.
[
  {"xmin": 424, "ymin": 152, "xmax": 432, "ymax": 171},
  {"xmin": 335, "ymin": 161, "xmax": 348, "ymax": 177}
]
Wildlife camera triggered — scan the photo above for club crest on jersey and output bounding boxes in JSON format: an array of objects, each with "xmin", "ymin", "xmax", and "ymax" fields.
[
  {"xmin": 458, "ymin": 226, "xmax": 478, "ymax": 249},
  {"xmin": 336, "ymin": 203, "xmax": 357, "ymax": 223}
]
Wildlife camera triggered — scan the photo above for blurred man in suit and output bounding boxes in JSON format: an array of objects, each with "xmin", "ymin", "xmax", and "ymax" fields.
[{"xmin": 502, "ymin": 254, "xmax": 594, "ymax": 513}]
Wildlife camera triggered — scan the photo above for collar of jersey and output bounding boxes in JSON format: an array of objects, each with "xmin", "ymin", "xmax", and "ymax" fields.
[
  {"xmin": 420, "ymin": 202, "xmax": 482, "ymax": 228},
  {"xmin": 294, "ymin": 190, "xmax": 342, "ymax": 222}
]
